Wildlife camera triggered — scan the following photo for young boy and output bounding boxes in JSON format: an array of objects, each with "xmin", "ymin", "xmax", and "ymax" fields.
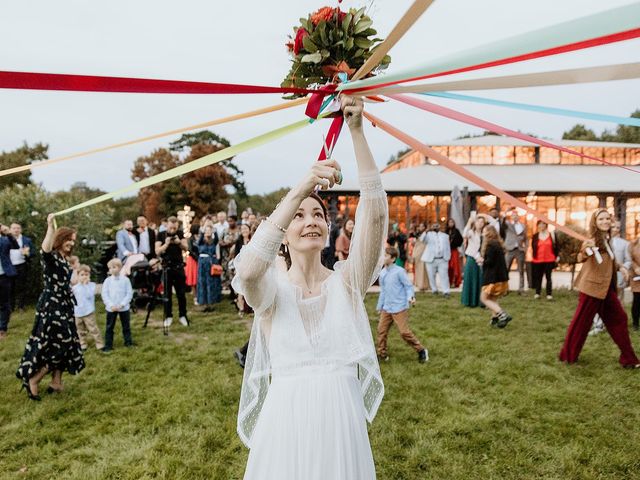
[
  {"xmin": 101, "ymin": 258, "xmax": 134, "ymax": 352},
  {"xmin": 72, "ymin": 264, "xmax": 104, "ymax": 350},
  {"xmin": 376, "ymin": 247, "xmax": 428, "ymax": 363}
]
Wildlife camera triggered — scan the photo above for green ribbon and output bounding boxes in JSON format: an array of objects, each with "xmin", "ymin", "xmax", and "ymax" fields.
[
  {"xmin": 54, "ymin": 115, "xmax": 320, "ymax": 216},
  {"xmin": 341, "ymin": 2, "xmax": 640, "ymax": 91}
]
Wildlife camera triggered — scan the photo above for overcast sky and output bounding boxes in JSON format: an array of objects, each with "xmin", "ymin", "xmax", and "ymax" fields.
[{"xmin": 1, "ymin": 0, "xmax": 639, "ymax": 197}]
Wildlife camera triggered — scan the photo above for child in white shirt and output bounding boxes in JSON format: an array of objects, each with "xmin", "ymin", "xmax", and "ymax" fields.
[
  {"xmin": 72, "ymin": 264, "xmax": 104, "ymax": 350},
  {"xmin": 101, "ymin": 258, "xmax": 134, "ymax": 352}
]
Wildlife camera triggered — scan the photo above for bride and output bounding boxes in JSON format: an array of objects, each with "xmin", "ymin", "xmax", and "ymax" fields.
[{"xmin": 232, "ymin": 96, "xmax": 388, "ymax": 479}]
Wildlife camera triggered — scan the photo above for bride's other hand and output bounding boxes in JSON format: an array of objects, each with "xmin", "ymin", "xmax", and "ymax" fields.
[{"xmin": 340, "ymin": 95, "xmax": 363, "ymax": 131}]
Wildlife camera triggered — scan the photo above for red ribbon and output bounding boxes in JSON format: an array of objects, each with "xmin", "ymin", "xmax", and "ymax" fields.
[
  {"xmin": 305, "ymin": 83, "xmax": 339, "ymax": 119},
  {"xmin": 347, "ymin": 27, "xmax": 640, "ymax": 94},
  {"xmin": 0, "ymin": 70, "xmax": 316, "ymax": 96},
  {"xmin": 317, "ymin": 115, "xmax": 344, "ymax": 161}
]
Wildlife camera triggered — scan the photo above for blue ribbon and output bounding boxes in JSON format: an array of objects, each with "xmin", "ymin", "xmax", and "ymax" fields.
[{"xmin": 421, "ymin": 92, "xmax": 640, "ymax": 127}]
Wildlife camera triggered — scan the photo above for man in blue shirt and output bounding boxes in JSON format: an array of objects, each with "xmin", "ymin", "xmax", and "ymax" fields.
[{"xmin": 376, "ymin": 247, "xmax": 428, "ymax": 363}]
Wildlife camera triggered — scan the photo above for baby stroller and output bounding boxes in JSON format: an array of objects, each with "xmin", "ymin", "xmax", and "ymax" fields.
[{"xmin": 129, "ymin": 259, "xmax": 166, "ymax": 331}]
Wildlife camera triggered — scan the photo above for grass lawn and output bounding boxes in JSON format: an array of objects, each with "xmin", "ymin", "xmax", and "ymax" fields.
[{"xmin": 1, "ymin": 289, "xmax": 639, "ymax": 479}]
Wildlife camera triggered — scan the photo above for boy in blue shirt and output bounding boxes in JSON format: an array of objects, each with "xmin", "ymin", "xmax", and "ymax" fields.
[
  {"xmin": 72, "ymin": 264, "xmax": 104, "ymax": 350},
  {"xmin": 376, "ymin": 247, "xmax": 427, "ymax": 363},
  {"xmin": 101, "ymin": 258, "xmax": 133, "ymax": 352}
]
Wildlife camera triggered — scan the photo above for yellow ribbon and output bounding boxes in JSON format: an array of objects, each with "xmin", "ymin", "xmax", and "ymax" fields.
[
  {"xmin": 1, "ymin": 98, "xmax": 308, "ymax": 178},
  {"xmin": 54, "ymin": 113, "xmax": 323, "ymax": 216}
]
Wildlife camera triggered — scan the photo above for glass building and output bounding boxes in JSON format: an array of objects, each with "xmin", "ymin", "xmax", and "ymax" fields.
[{"xmin": 324, "ymin": 136, "xmax": 640, "ymax": 237}]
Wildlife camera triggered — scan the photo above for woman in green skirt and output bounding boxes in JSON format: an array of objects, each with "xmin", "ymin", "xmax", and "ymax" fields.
[{"xmin": 461, "ymin": 213, "xmax": 486, "ymax": 307}]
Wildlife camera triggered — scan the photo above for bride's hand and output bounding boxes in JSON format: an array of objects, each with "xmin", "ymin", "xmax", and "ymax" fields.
[
  {"xmin": 297, "ymin": 159, "xmax": 343, "ymax": 195},
  {"xmin": 340, "ymin": 95, "xmax": 363, "ymax": 131}
]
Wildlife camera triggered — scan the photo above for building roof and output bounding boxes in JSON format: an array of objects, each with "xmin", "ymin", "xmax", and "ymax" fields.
[
  {"xmin": 426, "ymin": 135, "xmax": 640, "ymax": 149},
  {"xmin": 331, "ymin": 164, "xmax": 640, "ymax": 195}
]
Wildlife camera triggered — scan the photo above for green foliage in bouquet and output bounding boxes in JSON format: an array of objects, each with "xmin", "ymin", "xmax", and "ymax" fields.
[{"xmin": 282, "ymin": 6, "xmax": 391, "ymax": 96}]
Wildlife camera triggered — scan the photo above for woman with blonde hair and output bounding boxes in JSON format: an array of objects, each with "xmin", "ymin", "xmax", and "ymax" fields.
[
  {"xmin": 16, "ymin": 214, "xmax": 85, "ymax": 400},
  {"xmin": 233, "ymin": 96, "xmax": 387, "ymax": 479},
  {"xmin": 479, "ymin": 225, "xmax": 511, "ymax": 328},
  {"xmin": 559, "ymin": 209, "xmax": 639, "ymax": 368},
  {"xmin": 461, "ymin": 213, "xmax": 486, "ymax": 307}
]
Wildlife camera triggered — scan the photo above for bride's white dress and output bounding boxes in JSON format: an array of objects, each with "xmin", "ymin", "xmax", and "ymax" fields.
[{"xmin": 232, "ymin": 173, "xmax": 388, "ymax": 480}]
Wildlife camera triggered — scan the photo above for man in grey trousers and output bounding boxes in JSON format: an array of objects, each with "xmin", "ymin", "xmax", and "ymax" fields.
[{"xmin": 502, "ymin": 210, "xmax": 528, "ymax": 294}]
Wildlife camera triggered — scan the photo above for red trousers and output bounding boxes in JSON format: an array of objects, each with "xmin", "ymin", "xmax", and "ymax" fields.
[
  {"xmin": 559, "ymin": 287, "xmax": 639, "ymax": 366},
  {"xmin": 448, "ymin": 253, "xmax": 462, "ymax": 288}
]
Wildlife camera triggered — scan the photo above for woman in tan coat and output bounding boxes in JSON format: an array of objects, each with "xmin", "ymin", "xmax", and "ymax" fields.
[
  {"xmin": 629, "ymin": 237, "xmax": 640, "ymax": 331},
  {"xmin": 559, "ymin": 209, "xmax": 640, "ymax": 368}
]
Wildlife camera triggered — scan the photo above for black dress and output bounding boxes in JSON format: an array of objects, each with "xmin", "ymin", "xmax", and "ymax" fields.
[{"xmin": 16, "ymin": 250, "xmax": 85, "ymax": 382}]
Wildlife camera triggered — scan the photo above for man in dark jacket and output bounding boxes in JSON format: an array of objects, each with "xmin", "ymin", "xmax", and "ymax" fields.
[
  {"xmin": 0, "ymin": 225, "xmax": 18, "ymax": 339},
  {"xmin": 9, "ymin": 222, "xmax": 34, "ymax": 311}
]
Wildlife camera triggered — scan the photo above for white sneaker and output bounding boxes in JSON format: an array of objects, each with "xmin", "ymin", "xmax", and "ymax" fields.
[
  {"xmin": 163, "ymin": 317, "xmax": 173, "ymax": 328},
  {"xmin": 546, "ymin": 295, "xmax": 553, "ymax": 300},
  {"xmin": 179, "ymin": 316, "xmax": 189, "ymax": 326},
  {"xmin": 534, "ymin": 294, "xmax": 540, "ymax": 299}
]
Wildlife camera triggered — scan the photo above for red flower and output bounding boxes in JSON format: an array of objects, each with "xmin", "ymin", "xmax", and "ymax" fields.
[
  {"xmin": 311, "ymin": 6, "xmax": 344, "ymax": 25},
  {"xmin": 293, "ymin": 28, "xmax": 308, "ymax": 55}
]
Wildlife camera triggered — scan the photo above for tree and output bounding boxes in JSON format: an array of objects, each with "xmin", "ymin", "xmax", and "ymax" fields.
[
  {"xmin": 562, "ymin": 109, "xmax": 640, "ymax": 143},
  {"xmin": 233, "ymin": 187, "xmax": 290, "ymax": 217},
  {"xmin": 0, "ymin": 142, "xmax": 48, "ymax": 189},
  {"xmin": 131, "ymin": 130, "xmax": 241, "ymax": 221},
  {"xmin": 170, "ymin": 131, "xmax": 247, "ymax": 198},
  {"xmin": 131, "ymin": 148, "xmax": 180, "ymax": 221},
  {"xmin": 387, "ymin": 147, "xmax": 411, "ymax": 165},
  {"xmin": 0, "ymin": 183, "xmax": 115, "ymax": 303},
  {"xmin": 600, "ymin": 109, "xmax": 640, "ymax": 144},
  {"xmin": 562, "ymin": 124, "xmax": 598, "ymax": 141}
]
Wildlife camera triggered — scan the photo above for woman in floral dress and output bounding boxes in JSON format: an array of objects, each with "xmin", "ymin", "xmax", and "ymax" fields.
[{"xmin": 16, "ymin": 214, "xmax": 85, "ymax": 400}]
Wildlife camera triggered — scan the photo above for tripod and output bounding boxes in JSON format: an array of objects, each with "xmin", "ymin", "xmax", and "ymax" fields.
[{"xmin": 142, "ymin": 265, "xmax": 170, "ymax": 334}]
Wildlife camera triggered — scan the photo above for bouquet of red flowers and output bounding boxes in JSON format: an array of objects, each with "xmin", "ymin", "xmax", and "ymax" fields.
[{"xmin": 282, "ymin": 5, "xmax": 390, "ymax": 97}]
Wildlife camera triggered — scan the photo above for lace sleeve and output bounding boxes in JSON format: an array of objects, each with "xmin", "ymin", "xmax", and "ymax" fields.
[
  {"xmin": 231, "ymin": 221, "xmax": 285, "ymax": 314},
  {"xmin": 340, "ymin": 173, "xmax": 388, "ymax": 297}
]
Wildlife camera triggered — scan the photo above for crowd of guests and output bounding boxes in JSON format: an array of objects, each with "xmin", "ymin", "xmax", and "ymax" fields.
[{"xmin": 4, "ymin": 200, "xmax": 640, "ymax": 400}]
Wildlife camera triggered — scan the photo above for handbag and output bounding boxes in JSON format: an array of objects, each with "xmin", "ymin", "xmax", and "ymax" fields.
[{"xmin": 210, "ymin": 264, "xmax": 223, "ymax": 277}]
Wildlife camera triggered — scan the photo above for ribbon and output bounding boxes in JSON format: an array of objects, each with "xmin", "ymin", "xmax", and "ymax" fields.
[
  {"xmin": 351, "ymin": 0, "xmax": 435, "ymax": 82},
  {"xmin": 0, "ymin": 98, "xmax": 308, "ymax": 178},
  {"xmin": 341, "ymin": 3, "xmax": 640, "ymax": 92},
  {"xmin": 54, "ymin": 115, "xmax": 323, "ymax": 216},
  {"xmin": 363, "ymin": 111, "xmax": 588, "ymax": 242},
  {"xmin": 0, "ymin": 70, "xmax": 319, "ymax": 96},
  {"xmin": 388, "ymin": 94, "xmax": 640, "ymax": 174},
  {"xmin": 423, "ymin": 92, "xmax": 640, "ymax": 127},
  {"xmin": 317, "ymin": 116, "xmax": 344, "ymax": 161},
  {"xmin": 305, "ymin": 83, "xmax": 339, "ymax": 119},
  {"xmin": 361, "ymin": 62, "xmax": 640, "ymax": 95}
]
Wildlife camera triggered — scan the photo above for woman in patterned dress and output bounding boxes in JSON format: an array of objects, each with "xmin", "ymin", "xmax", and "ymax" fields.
[{"xmin": 16, "ymin": 214, "xmax": 85, "ymax": 400}]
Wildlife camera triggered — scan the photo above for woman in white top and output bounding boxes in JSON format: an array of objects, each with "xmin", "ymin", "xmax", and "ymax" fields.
[
  {"xmin": 232, "ymin": 96, "xmax": 388, "ymax": 480},
  {"xmin": 461, "ymin": 213, "xmax": 486, "ymax": 307}
]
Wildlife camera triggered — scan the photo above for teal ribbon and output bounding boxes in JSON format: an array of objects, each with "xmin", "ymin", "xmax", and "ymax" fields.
[{"xmin": 422, "ymin": 92, "xmax": 640, "ymax": 127}]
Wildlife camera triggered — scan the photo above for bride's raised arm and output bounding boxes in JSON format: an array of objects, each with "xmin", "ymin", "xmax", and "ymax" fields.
[
  {"xmin": 232, "ymin": 155, "xmax": 343, "ymax": 312},
  {"xmin": 340, "ymin": 97, "xmax": 389, "ymax": 297}
]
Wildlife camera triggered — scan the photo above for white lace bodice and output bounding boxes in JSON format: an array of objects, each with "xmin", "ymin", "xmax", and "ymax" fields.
[{"xmin": 233, "ymin": 173, "xmax": 388, "ymax": 447}]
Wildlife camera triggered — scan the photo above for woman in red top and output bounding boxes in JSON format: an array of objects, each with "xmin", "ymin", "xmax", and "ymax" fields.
[{"xmin": 531, "ymin": 221, "xmax": 559, "ymax": 300}]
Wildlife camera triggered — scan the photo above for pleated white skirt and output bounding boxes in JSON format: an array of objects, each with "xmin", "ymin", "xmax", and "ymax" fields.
[{"xmin": 243, "ymin": 366, "xmax": 376, "ymax": 480}]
